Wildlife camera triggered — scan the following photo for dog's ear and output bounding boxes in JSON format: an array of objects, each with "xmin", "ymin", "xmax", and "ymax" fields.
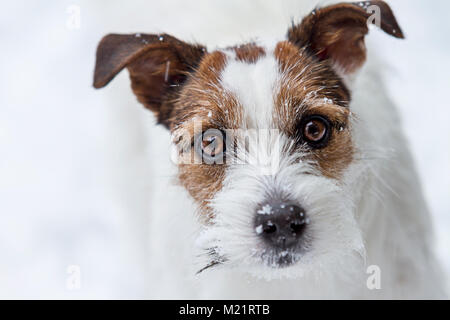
[
  {"xmin": 93, "ymin": 33, "xmax": 206, "ymax": 127},
  {"xmin": 287, "ymin": 1, "xmax": 403, "ymax": 75}
]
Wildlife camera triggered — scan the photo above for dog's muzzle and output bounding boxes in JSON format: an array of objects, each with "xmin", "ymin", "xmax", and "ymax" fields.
[{"xmin": 254, "ymin": 200, "xmax": 307, "ymax": 266}]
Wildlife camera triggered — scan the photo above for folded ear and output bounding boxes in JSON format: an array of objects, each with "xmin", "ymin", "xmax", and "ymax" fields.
[
  {"xmin": 93, "ymin": 33, "xmax": 206, "ymax": 127},
  {"xmin": 287, "ymin": 1, "xmax": 404, "ymax": 75}
]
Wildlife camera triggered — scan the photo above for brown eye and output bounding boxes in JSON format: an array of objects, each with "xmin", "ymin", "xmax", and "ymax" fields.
[
  {"xmin": 195, "ymin": 129, "xmax": 225, "ymax": 164},
  {"xmin": 202, "ymin": 133, "xmax": 223, "ymax": 157},
  {"xmin": 301, "ymin": 115, "xmax": 330, "ymax": 147}
]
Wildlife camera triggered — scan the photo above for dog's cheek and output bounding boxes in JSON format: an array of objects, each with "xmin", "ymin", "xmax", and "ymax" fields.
[
  {"xmin": 312, "ymin": 128, "xmax": 354, "ymax": 179},
  {"xmin": 178, "ymin": 164, "xmax": 225, "ymax": 220}
]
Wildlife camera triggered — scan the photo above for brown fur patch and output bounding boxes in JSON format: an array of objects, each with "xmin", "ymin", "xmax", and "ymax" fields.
[
  {"xmin": 273, "ymin": 41, "xmax": 353, "ymax": 178},
  {"xmin": 302, "ymin": 105, "xmax": 353, "ymax": 179},
  {"xmin": 233, "ymin": 43, "xmax": 266, "ymax": 63},
  {"xmin": 170, "ymin": 51, "xmax": 242, "ymax": 130},
  {"xmin": 170, "ymin": 51, "xmax": 241, "ymax": 219}
]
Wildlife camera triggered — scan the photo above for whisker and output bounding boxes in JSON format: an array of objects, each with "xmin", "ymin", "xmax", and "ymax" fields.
[{"xmin": 196, "ymin": 260, "xmax": 222, "ymax": 274}]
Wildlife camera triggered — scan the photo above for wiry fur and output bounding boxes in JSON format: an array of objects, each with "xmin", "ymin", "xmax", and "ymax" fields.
[{"xmin": 93, "ymin": 1, "xmax": 447, "ymax": 299}]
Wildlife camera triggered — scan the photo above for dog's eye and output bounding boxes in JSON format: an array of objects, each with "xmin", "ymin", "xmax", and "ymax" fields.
[
  {"xmin": 195, "ymin": 129, "xmax": 225, "ymax": 163},
  {"xmin": 202, "ymin": 133, "xmax": 223, "ymax": 157},
  {"xmin": 300, "ymin": 115, "xmax": 330, "ymax": 147}
]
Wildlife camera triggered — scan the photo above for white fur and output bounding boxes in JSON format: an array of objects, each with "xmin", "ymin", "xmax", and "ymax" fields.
[{"xmin": 220, "ymin": 47, "xmax": 278, "ymax": 129}]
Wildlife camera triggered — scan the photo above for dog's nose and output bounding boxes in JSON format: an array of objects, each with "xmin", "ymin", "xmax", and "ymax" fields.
[{"xmin": 254, "ymin": 202, "xmax": 307, "ymax": 249}]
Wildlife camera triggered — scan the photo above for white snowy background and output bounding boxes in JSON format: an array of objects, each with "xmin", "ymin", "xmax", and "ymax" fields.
[{"xmin": 0, "ymin": 0, "xmax": 448, "ymax": 298}]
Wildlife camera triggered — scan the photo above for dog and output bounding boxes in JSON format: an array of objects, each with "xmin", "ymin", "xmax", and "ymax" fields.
[{"xmin": 93, "ymin": 0, "xmax": 445, "ymax": 298}]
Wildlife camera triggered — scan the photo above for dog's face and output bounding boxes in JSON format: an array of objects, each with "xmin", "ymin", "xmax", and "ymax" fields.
[{"xmin": 94, "ymin": 1, "xmax": 403, "ymax": 278}]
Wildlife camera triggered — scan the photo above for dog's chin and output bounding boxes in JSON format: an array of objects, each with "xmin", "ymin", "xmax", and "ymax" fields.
[
  {"xmin": 264, "ymin": 253, "xmax": 300, "ymax": 268},
  {"xmin": 258, "ymin": 246, "xmax": 305, "ymax": 269},
  {"xmin": 237, "ymin": 255, "xmax": 311, "ymax": 281},
  {"xmin": 233, "ymin": 249, "xmax": 365, "ymax": 282},
  {"xmin": 195, "ymin": 238, "xmax": 366, "ymax": 284}
]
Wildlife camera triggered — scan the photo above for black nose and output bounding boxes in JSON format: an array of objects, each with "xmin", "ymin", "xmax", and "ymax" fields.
[{"xmin": 254, "ymin": 202, "xmax": 307, "ymax": 249}]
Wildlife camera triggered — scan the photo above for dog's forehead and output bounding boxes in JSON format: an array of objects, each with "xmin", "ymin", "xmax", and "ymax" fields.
[
  {"xmin": 174, "ymin": 40, "xmax": 350, "ymax": 132},
  {"xmin": 220, "ymin": 43, "xmax": 278, "ymax": 129}
]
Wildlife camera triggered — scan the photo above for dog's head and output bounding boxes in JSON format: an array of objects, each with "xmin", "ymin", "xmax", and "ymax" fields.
[{"xmin": 93, "ymin": 1, "xmax": 403, "ymax": 278}]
